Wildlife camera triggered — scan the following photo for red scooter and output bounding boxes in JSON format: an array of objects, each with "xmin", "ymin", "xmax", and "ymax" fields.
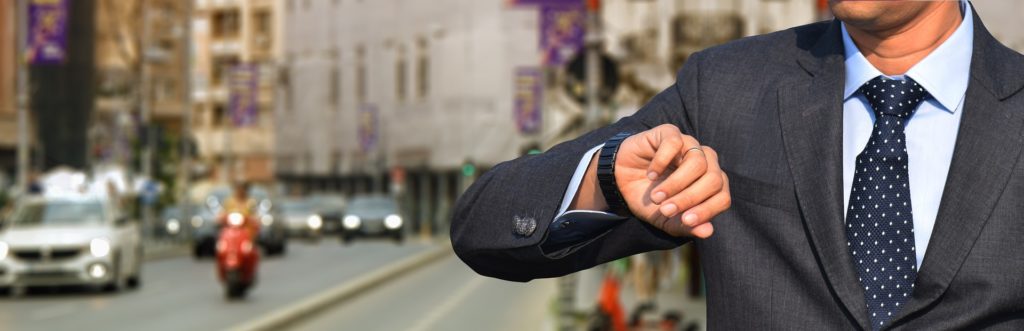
[{"xmin": 216, "ymin": 212, "xmax": 260, "ymax": 299}]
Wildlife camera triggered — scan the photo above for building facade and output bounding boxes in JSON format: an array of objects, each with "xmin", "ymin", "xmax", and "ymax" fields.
[{"xmin": 192, "ymin": 0, "xmax": 282, "ymax": 183}]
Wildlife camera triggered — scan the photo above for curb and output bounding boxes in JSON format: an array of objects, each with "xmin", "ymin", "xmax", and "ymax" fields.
[{"xmin": 227, "ymin": 242, "xmax": 453, "ymax": 331}]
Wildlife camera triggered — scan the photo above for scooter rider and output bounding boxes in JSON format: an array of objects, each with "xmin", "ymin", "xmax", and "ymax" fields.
[{"xmin": 220, "ymin": 182, "xmax": 260, "ymax": 238}]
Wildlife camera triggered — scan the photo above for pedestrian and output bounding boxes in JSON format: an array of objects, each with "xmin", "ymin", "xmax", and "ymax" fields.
[{"xmin": 452, "ymin": 1, "xmax": 1024, "ymax": 329}]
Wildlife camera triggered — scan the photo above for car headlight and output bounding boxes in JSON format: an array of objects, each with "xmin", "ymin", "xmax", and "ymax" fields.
[
  {"xmin": 307, "ymin": 215, "xmax": 323, "ymax": 230},
  {"xmin": 191, "ymin": 216, "xmax": 205, "ymax": 228},
  {"xmin": 166, "ymin": 219, "xmax": 181, "ymax": 235},
  {"xmin": 343, "ymin": 215, "xmax": 361, "ymax": 230},
  {"xmin": 228, "ymin": 212, "xmax": 245, "ymax": 226},
  {"xmin": 384, "ymin": 215, "xmax": 403, "ymax": 230},
  {"xmin": 261, "ymin": 214, "xmax": 274, "ymax": 226},
  {"xmin": 90, "ymin": 238, "xmax": 111, "ymax": 258},
  {"xmin": 0, "ymin": 241, "xmax": 8, "ymax": 260}
]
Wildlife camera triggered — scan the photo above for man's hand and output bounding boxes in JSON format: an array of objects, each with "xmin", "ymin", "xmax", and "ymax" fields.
[{"xmin": 572, "ymin": 124, "xmax": 731, "ymax": 238}]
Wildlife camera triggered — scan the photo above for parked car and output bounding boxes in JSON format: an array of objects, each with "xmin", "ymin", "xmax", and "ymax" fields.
[
  {"xmin": 193, "ymin": 185, "xmax": 287, "ymax": 258},
  {"xmin": 0, "ymin": 196, "xmax": 142, "ymax": 294},
  {"xmin": 309, "ymin": 194, "xmax": 346, "ymax": 235},
  {"xmin": 279, "ymin": 199, "xmax": 323, "ymax": 239},
  {"xmin": 339, "ymin": 195, "xmax": 404, "ymax": 244}
]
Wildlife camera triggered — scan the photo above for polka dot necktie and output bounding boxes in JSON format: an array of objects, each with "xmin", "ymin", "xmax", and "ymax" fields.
[{"xmin": 845, "ymin": 76, "xmax": 930, "ymax": 330}]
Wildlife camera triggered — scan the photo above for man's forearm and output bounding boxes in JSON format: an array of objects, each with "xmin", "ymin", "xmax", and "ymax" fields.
[{"xmin": 569, "ymin": 151, "xmax": 608, "ymax": 211}]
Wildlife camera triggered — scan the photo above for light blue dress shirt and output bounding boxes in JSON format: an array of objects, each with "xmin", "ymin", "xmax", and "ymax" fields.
[
  {"xmin": 551, "ymin": 3, "xmax": 973, "ymax": 268},
  {"xmin": 841, "ymin": 2, "xmax": 972, "ymax": 268}
]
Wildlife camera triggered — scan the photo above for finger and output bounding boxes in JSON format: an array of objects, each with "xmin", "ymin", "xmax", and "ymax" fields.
[
  {"xmin": 689, "ymin": 222, "xmax": 715, "ymax": 239},
  {"xmin": 650, "ymin": 145, "xmax": 708, "ymax": 204},
  {"xmin": 679, "ymin": 185, "xmax": 731, "ymax": 228},
  {"xmin": 645, "ymin": 129, "xmax": 688, "ymax": 180},
  {"xmin": 657, "ymin": 166, "xmax": 723, "ymax": 218}
]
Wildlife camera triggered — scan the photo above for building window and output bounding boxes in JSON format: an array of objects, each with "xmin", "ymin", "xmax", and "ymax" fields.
[
  {"xmin": 213, "ymin": 105, "xmax": 226, "ymax": 127},
  {"xmin": 212, "ymin": 56, "xmax": 240, "ymax": 87},
  {"xmin": 395, "ymin": 47, "xmax": 407, "ymax": 103},
  {"xmin": 416, "ymin": 39, "xmax": 430, "ymax": 98},
  {"xmin": 211, "ymin": 9, "xmax": 241, "ymax": 39},
  {"xmin": 356, "ymin": 46, "xmax": 367, "ymax": 104},
  {"xmin": 253, "ymin": 10, "xmax": 273, "ymax": 53},
  {"xmin": 329, "ymin": 67, "xmax": 341, "ymax": 109}
]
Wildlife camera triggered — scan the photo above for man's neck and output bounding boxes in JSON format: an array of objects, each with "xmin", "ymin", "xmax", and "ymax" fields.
[{"xmin": 846, "ymin": 2, "xmax": 963, "ymax": 76}]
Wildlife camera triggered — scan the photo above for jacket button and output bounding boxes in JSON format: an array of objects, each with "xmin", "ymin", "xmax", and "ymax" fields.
[{"xmin": 513, "ymin": 216, "xmax": 537, "ymax": 237}]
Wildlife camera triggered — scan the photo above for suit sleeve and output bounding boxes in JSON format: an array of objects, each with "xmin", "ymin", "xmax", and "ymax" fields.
[{"xmin": 450, "ymin": 52, "xmax": 706, "ymax": 282}]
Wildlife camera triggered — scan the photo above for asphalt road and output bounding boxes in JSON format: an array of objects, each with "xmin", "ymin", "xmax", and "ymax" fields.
[
  {"xmin": 288, "ymin": 253, "xmax": 557, "ymax": 331},
  {"xmin": 0, "ymin": 239, "xmax": 432, "ymax": 331}
]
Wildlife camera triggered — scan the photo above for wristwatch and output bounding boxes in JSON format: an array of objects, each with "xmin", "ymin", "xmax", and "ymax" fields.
[{"xmin": 597, "ymin": 132, "xmax": 634, "ymax": 217}]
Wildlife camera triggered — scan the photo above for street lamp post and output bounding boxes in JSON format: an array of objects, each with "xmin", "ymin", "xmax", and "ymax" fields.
[
  {"xmin": 180, "ymin": 0, "xmax": 195, "ymax": 240},
  {"xmin": 140, "ymin": 0, "xmax": 157, "ymax": 238},
  {"xmin": 15, "ymin": 0, "xmax": 31, "ymax": 194}
]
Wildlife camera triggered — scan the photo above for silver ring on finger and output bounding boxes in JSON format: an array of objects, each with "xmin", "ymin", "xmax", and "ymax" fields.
[{"xmin": 684, "ymin": 146, "xmax": 704, "ymax": 157}]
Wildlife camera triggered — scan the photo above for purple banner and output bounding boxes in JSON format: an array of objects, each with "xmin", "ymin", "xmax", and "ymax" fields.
[
  {"xmin": 514, "ymin": 67, "xmax": 543, "ymax": 134},
  {"xmin": 540, "ymin": 4, "xmax": 585, "ymax": 66},
  {"xmin": 26, "ymin": 0, "xmax": 69, "ymax": 65},
  {"xmin": 358, "ymin": 104, "xmax": 379, "ymax": 152},
  {"xmin": 507, "ymin": 0, "xmax": 582, "ymax": 6},
  {"xmin": 229, "ymin": 64, "xmax": 260, "ymax": 127}
]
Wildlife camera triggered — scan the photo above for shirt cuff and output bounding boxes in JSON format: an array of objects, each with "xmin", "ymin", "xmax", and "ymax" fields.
[
  {"xmin": 555, "ymin": 144, "xmax": 604, "ymax": 216},
  {"xmin": 541, "ymin": 144, "xmax": 629, "ymax": 256}
]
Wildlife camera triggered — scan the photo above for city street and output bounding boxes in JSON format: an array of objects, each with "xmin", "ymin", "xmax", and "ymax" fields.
[
  {"xmin": 289, "ymin": 254, "xmax": 557, "ymax": 331},
  {"xmin": 0, "ymin": 240, "xmax": 434, "ymax": 331}
]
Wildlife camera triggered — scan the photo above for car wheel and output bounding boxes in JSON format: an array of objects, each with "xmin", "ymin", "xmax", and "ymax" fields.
[
  {"xmin": 127, "ymin": 246, "xmax": 142, "ymax": 289},
  {"xmin": 103, "ymin": 255, "xmax": 126, "ymax": 293},
  {"xmin": 393, "ymin": 234, "xmax": 404, "ymax": 245},
  {"xmin": 8, "ymin": 286, "xmax": 25, "ymax": 298},
  {"xmin": 340, "ymin": 235, "xmax": 353, "ymax": 245}
]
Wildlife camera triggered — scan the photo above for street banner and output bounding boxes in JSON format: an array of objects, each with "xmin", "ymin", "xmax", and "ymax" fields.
[
  {"xmin": 514, "ymin": 67, "xmax": 543, "ymax": 134},
  {"xmin": 358, "ymin": 104, "xmax": 379, "ymax": 152},
  {"xmin": 539, "ymin": 3, "xmax": 586, "ymax": 66},
  {"xmin": 506, "ymin": 0, "xmax": 581, "ymax": 6},
  {"xmin": 26, "ymin": 0, "xmax": 69, "ymax": 65},
  {"xmin": 229, "ymin": 64, "xmax": 260, "ymax": 127}
]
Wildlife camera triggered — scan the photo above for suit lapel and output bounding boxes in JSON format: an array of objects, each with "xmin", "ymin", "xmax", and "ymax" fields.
[
  {"xmin": 889, "ymin": 9, "xmax": 1024, "ymax": 326},
  {"xmin": 778, "ymin": 20, "xmax": 873, "ymax": 331}
]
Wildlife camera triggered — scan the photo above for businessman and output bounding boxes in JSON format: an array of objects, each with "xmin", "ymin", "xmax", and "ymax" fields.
[{"xmin": 452, "ymin": 0, "xmax": 1024, "ymax": 329}]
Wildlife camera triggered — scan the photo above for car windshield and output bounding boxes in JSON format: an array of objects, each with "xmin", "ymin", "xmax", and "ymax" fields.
[
  {"xmin": 347, "ymin": 197, "xmax": 397, "ymax": 214},
  {"xmin": 9, "ymin": 200, "xmax": 107, "ymax": 227},
  {"xmin": 280, "ymin": 200, "xmax": 315, "ymax": 215},
  {"xmin": 312, "ymin": 196, "xmax": 345, "ymax": 211}
]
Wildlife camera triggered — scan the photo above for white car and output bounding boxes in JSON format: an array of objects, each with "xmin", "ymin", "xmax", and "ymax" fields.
[{"xmin": 0, "ymin": 196, "xmax": 142, "ymax": 294}]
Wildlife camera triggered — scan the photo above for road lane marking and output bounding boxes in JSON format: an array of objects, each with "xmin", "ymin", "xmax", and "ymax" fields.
[{"xmin": 406, "ymin": 276, "xmax": 486, "ymax": 331}]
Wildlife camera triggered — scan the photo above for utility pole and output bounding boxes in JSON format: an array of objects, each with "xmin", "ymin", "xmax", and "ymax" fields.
[
  {"xmin": 583, "ymin": 0, "xmax": 603, "ymax": 130},
  {"xmin": 15, "ymin": 0, "xmax": 30, "ymax": 194},
  {"xmin": 140, "ymin": 0, "xmax": 156, "ymax": 237},
  {"xmin": 179, "ymin": 0, "xmax": 194, "ymax": 240}
]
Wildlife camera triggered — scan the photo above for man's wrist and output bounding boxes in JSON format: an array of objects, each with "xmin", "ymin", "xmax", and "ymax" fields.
[
  {"xmin": 570, "ymin": 148, "xmax": 609, "ymax": 211},
  {"xmin": 596, "ymin": 132, "xmax": 634, "ymax": 216}
]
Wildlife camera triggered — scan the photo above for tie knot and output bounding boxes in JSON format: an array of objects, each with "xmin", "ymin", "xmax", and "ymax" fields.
[{"xmin": 858, "ymin": 76, "xmax": 930, "ymax": 119}]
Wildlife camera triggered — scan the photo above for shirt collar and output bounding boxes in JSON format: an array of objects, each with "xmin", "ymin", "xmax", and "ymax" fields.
[{"xmin": 841, "ymin": 1, "xmax": 974, "ymax": 113}]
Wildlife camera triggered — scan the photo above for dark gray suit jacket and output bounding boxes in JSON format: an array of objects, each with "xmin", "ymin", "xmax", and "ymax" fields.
[{"xmin": 451, "ymin": 8, "xmax": 1024, "ymax": 330}]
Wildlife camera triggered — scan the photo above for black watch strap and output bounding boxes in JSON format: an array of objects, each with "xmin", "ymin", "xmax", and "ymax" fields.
[{"xmin": 597, "ymin": 132, "xmax": 634, "ymax": 217}]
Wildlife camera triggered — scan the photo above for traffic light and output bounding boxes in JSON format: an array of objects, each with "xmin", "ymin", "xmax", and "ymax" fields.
[{"xmin": 461, "ymin": 162, "xmax": 476, "ymax": 178}]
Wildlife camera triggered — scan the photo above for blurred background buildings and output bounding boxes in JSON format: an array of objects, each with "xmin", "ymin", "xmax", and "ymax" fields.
[
  {"xmin": 1, "ymin": 1, "xmax": 1024, "ymax": 330},
  {"xmin": 1, "ymin": 0, "xmax": 1022, "ymax": 213}
]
